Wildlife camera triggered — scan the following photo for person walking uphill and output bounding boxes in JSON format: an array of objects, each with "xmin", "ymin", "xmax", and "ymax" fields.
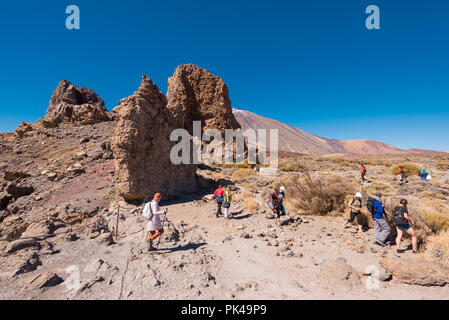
[
  {"xmin": 223, "ymin": 186, "xmax": 233, "ymax": 220},
  {"xmin": 143, "ymin": 193, "xmax": 167, "ymax": 252},
  {"xmin": 345, "ymin": 192, "xmax": 363, "ymax": 233},
  {"xmin": 419, "ymin": 167, "xmax": 429, "ymax": 182},
  {"xmin": 393, "ymin": 199, "xmax": 419, "ymax": 254},
  {"xmin": 211, "ymin": 185, "xmax": 225, "ymax": 218},
  {"xmin": 276, "ymin": 186, "xmax": 287, "ymax": 216},
  {"xmin": 268, "ymin": 190, "xmax": 282, "ymax": 226},
  {"xmin": 367, "ymin": 192, "xmax": 391, "ymax": 247},
  {"xmin": 360, "ymin": 164, "xmax": 367, "ymax": 182}
]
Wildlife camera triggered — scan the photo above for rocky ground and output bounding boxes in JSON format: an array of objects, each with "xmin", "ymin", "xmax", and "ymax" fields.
[{"xmin": 1, "ymin": 63, "xmax": 449, "ymax": 300}]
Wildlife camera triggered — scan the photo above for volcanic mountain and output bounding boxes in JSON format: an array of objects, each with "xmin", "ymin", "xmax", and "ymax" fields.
[{"xmin": 232, "ymin": 108, "xmax": 406, "ymax": 156}]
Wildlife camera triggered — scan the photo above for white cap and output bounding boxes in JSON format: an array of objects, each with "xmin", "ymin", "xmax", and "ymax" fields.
[
  {"xmin": 280, "ymin": 186, "xmax": 286, "ymax": 191},
  {"xmin": 355, "ymin": 192, "xmax": 362, "ymax": 198}
]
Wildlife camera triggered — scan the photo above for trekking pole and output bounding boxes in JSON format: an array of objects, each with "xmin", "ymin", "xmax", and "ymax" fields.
[{"xmin": 157, "ymin": 208, "xmax": 168, "ymax": 246}]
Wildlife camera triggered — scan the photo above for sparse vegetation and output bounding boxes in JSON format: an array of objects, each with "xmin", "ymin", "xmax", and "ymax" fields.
[
  {"xmin": 391, "ymin": 163, "xmax": 420, "ymax": 177},
  {"xmin": 231, "ymin": 168, "xmax": 256, "ymax": 182},
  {"xmin": 436, "ymin": 163, "xmax": 449, "ymax": 171},
  {"xmin": 366, "ymin": 181, "xmax": 396, "ymax": 197},
  {"xmin": 423, "ymin": 230, "xmax": 449, "ymax": 265},
  {"xmin": 283, "ymin": 171, "xmax": 355, "ymax": 216}
]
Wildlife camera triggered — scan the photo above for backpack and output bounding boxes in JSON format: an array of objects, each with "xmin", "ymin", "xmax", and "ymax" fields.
[
  {"xmin": 142, "ymin": 201, "xmax": 154, "ymax": 221},
  {"xmin": 215, "ymin": 195, "xmax": 224, "ymax": 203},
  {"xmin": 393, "ymin": 206, "xmax": 408, "ymax": 225},
  {"xmin": 366, "ymin": 197, "xmax": 376, "ymax": 214}
]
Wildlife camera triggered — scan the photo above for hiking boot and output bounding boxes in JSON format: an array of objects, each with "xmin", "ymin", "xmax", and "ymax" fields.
[
  {"xmin": 374, "ymin": 240, "xmax": 386, "ymax": 247},
  {"xmin": 147, "ymin": 239, "xmax": 155, "ymax": 252}
]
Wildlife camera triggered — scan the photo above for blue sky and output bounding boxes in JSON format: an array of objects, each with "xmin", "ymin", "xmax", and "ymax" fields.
[{"xmin": 0, "ymin": 0, "xmax": 448, "ymax": 150}]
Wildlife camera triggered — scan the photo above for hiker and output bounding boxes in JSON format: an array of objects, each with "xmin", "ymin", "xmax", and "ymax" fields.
[
  {"xmin": 276, "ymin": 186, "xmax": 287, "ymax": 216},
  {"xmin": 369, "ymin": 192, "xmax": 391, "ymax": 247},
  {"xmin": 393, "ymin": 199, "xmax": 418, "ymax": 254},
  {"xmin": 211, "ymin": 185, "xmax": 225, "ymax": 217},
  {"xmin": 360, "ymin": 164, "xmax": 367, "ymax": 182},
  {"xmin": 345, "ymin": 192, "xmax": 363, "ymax": 232},
  {"xmin": 419, "ymin": 167, "xmax": 429, "ymax": 182},
  {"xmin": 144, "ymin": 193, "xmax": 167, "ymax": 252},
  {"xmin": 397, "ymin": 166, "xmax": 406, "ymax": 181},
  {"xmin": 269, "ymin": 189, "xmax": 282, "ymax": 226},
  {"xmin": 223, "ymin": 185, "xmax": 233, "ymax": 220}
]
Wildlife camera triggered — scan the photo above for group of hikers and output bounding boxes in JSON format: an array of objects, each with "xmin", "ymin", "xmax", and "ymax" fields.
[
  {"xmin": 345, "ymin": 191, "xmax": 418, "ymax": 253},
  {"xmin": 360, "ymin": 164, "xmax": 431, "ymax": 183}
]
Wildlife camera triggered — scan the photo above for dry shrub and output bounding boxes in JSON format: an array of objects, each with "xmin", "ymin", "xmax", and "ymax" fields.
[
  {"xmin": 231, "ymin": 168, "xmax": 256, "ymax": 182},
  {"xmin": 423, "ymin": 230, "xmax": 449, "ymax": 265},
  {"xmin": 391, "ymin": 163, "xmax": 420, "ymax": 177},
  {"xmin": 366, "ymin": 181, "xmax": 396, "ymax": 197},
  {"xmin": 245, "ymin": 198, "xmax": 258, "ymax": 211},
  {"xmin": 417, "ymin": 200, "xmax": 449, "ymax": 234},
  {"xmin": 436, "ymin": 163, "xmax": 449, "ymax": 171},
  {"xmin": 279, "ymin": 160, "xmax": 306, "ymax": 172},
  {"xmin": 283, "ymin": 171, "xmax": 355, "ymax": 216}
]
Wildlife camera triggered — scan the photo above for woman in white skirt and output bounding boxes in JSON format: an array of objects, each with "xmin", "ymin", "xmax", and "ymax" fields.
[{"xmin": 146, "ymin": 193, "xmax": 167, "ymax": 251}]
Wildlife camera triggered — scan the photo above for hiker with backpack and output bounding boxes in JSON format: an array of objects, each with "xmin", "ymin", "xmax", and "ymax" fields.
[
  {"xmin": 360, "ymin": 164, "xmax": 367, "ymax": 182},
  {"xmin": 268, "ymin": 189, "xmax": 282, "ymax": 226},
  {"xmin": 397, "ymin": 166, "xmax": 406, "ymax": 182},
  {"xmin": 143, "ymin": 193, "xmax": 167, "ymax": 252},
  {"xmin": 367, "ymin": 192, "xmax": 391, "ymax": 247},
  {"xmin": 223, "ymin": 185, "xmax": 233, "ymax": 220},
  {"xmin": 393, "ymin": 199, "xmax": 418, "ymax": 254},
  {"xmin": 345, "ymin": 192, "xmax": 363, "ymax": 232},
  {"xmin": 211, "ymin": 185, "xmax": 225, "ymax": 218},
  {"xmin": 419, "ymin": 167, "xmax": 429, "ymax": 182},
  {"xmin": 276, "ymin": 186, "xmax": 287, "ymax": 216}
]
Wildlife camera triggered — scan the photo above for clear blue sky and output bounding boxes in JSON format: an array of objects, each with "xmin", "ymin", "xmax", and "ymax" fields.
[{"xmin": 0, "ymin": 0, "xmax": 448, "ymax": 150}]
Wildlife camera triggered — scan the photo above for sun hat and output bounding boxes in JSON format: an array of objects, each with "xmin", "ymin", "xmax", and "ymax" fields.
[
  {"xmin": 355, "ymin": 192, "xmax": 362, "ymax": 198},
  {"xmin": 280, "ymin": 186, "xmax": 286, "ymax": 191},
  {"xmin": 375, "ymin": 192, "xmax": 382, "ymax": 197}
]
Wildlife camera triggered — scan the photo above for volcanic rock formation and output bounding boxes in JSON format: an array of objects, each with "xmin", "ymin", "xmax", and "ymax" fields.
[
  {"xmin": 45, "ymin": 80, "xmax": 111, "ymax": 125},
  {"xmin": 110, "ymin": 75, "xmax": 198, "ymax": 201}
]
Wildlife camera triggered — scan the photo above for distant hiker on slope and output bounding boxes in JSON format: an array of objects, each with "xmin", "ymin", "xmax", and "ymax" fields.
[
  {"xmin": 276, "ymin": 186, "xmax": 287, "ymax": 216},
  {"xmin": 223, "ymin": 185, "xmax": 233, "ymax": 220},
  {"xmin": 143, "ymin": 193, "xmax": 167, "ymax": 252},
  {"xmin": 397, "ymin": 166, "xmax": 406, "ymax": 182},
  {"xmin": 367, "ymin": 192, "xmax": 390, "ymax": 247},
  {"xmin": 268, "ymin": 189, "xmax": 282, "ymax": 226},
  {"xmin": 211, "ymin": 185, "xmax": 225, "ymax": 218},
  {"xmin": 393, "ymin": 199, "xmax": 418, "ymax": 254},
  {"xmin": 345, "ymin": 192, "xmax": 363, "ymax": 233},
  {"xmin": 360, "ymin": 164, "xmax": 367, "ymax": 182},
  {"xmin": 419, "ymin": 167, "xmax": 429, "ymax": 182}
]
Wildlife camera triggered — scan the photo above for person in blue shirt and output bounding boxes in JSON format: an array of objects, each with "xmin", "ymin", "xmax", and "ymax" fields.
[
  {"xmin": 372, "ymin": 192, "xmax": 391, "ymax": 247},
  {"xmin": 420, "ymin": 167, "xmax": 428, "ymax": 182}
]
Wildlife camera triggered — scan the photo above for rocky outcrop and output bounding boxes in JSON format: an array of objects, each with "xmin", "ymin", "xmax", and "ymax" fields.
[
  {"xmin": 45, "ymin": 80, "xmax": 111, "ymax": 125},
  {"xmin": 380, "ymin": 258, "xmax": 449, "ymax": 286},
  {"xmin": 167, "ymin": 64, "xmax": 241, "ymax": 135},
  {"xmin": 319, "ymin": 258, "xmax": 361, "ymax": 289},
  {"xmin": 111, "ymin": 75, "xmax": 198, "ymax": 201}
]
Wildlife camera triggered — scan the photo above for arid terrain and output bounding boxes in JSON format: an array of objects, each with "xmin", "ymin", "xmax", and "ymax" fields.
[{"xmin": 1, "ymin": 64, "xmax": 449, "ymax": 300}]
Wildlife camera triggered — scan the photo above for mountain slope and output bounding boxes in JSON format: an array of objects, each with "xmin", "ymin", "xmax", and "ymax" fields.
[
  {"xmin": 233, "ymin": 109, "xmax": 346, "ymax": 155},
  {"xmin": 233, "ymin": 109, "xmax": 406, "ymax": 156}
]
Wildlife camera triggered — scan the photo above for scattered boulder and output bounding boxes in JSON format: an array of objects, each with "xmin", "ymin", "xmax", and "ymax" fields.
[
  {"xmin": 96, "ymin": 232, "xmax": 114, "ymax": 245},
  {"xmin": 319, "ymin": 258, "xmax": 361, "ymax": 289},
  {"xmin": 6, "ymin": 183, "xmax": 34, "ymax": 199},
  {"xmin": 0, "ymin": 191, "xmax": 12, "ymax": 210},
  {"xmin": 29, "ymin": 272, "xmax": 63, "ymax": 289},
  {"xmin": 44, "ymin": 80, "xmax": 111, "ymax": 125},
  {"xmin": 10, "ymin": 252, "xmax": 41, "ymax": 277},
  {"xmin": 4, "ymin": 171, "xmax": 31, "ymax": 182},
  {"xmin": 111, "ymin": 75, "xmax": 198, "ymax": 201},
  {"xmin": 15, "ymin": 122, "xmax": 36, "ymax": 138},
  {"xmin": 380, "ymin": 258, "xmax": 449, "ymax": 286},
  {"xmin": 4, "ymin": 239, "xmax": 41, "ymax": 255},
  {"xmin": 21, "ymin": 220, "xmax": 55, "ymax": 240}
]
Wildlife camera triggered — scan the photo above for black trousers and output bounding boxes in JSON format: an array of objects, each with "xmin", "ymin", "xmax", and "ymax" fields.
[
  {"xmin": 216, "ymin": 202, "xmax": 222, "ymax": 216},
  {"xmin": 348, "ymin": 211, "xmax": 362, "ymax": 225}
]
